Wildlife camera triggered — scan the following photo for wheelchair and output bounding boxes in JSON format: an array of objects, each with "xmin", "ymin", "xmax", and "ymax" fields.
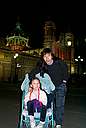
[
  {"xmin": 17, "ymin": 90, "xmax": 54, "ymax": 128},
  {"xmin": 17, "ymin": 73, "xmax": 55, "ymax": 128}
]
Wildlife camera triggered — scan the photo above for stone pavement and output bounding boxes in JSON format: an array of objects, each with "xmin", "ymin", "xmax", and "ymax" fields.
[
  {"xmin": 64, "ymin": 87, "xmax": 86, "ymax": 128},
  {"xmin": 0, "ymin": 83, "xmax": 86, "ymax": 128}
]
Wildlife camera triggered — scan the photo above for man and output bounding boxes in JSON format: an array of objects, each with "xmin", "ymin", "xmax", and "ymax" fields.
[{"xmin": 40, "ymin": 48, "xmax": 68, "ymax": 128}]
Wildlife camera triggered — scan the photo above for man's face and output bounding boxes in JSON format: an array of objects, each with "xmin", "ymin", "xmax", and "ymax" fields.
[{"xmin": 43, "ymin": 53, "xmax": 53, "ymax": 65}]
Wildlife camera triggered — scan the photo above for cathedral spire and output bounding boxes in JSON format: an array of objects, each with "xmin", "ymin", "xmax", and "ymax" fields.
[{"xmin": 15, "ymin": 16, "xmax": 22, "ymax": 32}]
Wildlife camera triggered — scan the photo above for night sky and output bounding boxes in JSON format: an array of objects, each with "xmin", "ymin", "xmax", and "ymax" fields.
[{"xmin": 0, "ymin": 1, "xmax": 86, "ymax": 57}]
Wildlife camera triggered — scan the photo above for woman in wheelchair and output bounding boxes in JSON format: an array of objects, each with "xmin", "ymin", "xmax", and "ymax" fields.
[{"xmin": 24, "ymin": 77, "xmax": 47, "ymax": 128}]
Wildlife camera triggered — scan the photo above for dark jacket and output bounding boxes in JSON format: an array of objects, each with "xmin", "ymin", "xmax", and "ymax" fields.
[{"xmin": 29, "ymin": 59, "xmax": 68, "ymax": 87}]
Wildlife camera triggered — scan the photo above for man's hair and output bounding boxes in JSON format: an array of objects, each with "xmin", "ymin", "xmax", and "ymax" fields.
[{"xmin": 41, "ymin": 48, "xmax": 54, "ymax": 58}]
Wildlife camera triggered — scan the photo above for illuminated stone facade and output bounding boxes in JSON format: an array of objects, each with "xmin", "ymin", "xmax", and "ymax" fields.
[
  {"xmin": 52, "ymin": 32, "xmax": 75, "ymax": 74},
  {"xmin": 6, "ymin": 21, "xmax": 30, "ymax": 52},
  {"xmin": 43, "ymin": 21, "xmax": 56, "ymax": 48},
  {"xmin": 0, "ymin": 20, "xmax": 76, "ymax": 82},
  {"xmin": 42, "ymin": 20, "xmax": 75, "ymax": 74},
  {"xmin": 0, "ymin": 22, "xmax": 39, "ymax": 82},
  {"xmin": 6, "ymin": 35, "xmax": 29, "ymax": 51},
  {"xmin": 0, "ymin": 48, "xmax": 39, "ymax": 82}
]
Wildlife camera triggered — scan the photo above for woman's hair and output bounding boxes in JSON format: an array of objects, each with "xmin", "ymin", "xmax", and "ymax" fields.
[
  {"xmin": 36, "ymin": 60, "xmax": 48, "ymax": 77},
  {"xmin": 41, "ymin": 48, "xmax": 58, "ymax": 61},
  {"xmin": 41, "ymin": 48, "xmax": 54, "ymax": 60},
  {"xmin": 39, "ymin": 48, "xmax": 58, "ymax": 77}
]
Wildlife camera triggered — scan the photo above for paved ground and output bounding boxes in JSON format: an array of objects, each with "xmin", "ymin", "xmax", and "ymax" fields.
[
  {"xmin": 0, "ymin": 83, "xmax": 86, "ymax": 128},
  {"xmin": 64, "ymin": 91, "xmax": 86, "ymax": 128},
  {"xmin": 0, "ymin": 91, "xmax": 17, "ymax": 128}
]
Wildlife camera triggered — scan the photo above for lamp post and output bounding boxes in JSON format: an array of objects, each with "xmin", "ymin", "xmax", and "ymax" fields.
[
  {"xmin": 14, "ymin": 53, "xmax": 19, "ymax": 83},
  {"xmin": 67, "ymin": 41, "xmax": 72, "ymax": 75},
  {"xmin": 75, "ymin": 56, "xmax": 84, "ymax": 76}
]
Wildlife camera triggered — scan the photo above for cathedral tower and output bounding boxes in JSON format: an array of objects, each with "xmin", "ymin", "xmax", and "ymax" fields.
[{"xmin": 43, "ymin": 20, "xmax": 56, "ymax": 48}]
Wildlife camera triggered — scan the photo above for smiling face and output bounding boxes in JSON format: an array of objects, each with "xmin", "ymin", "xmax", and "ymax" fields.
[
  {"xmin": 31, "ymin": 79, "xmax": 40, "ymax": 91},
  {"xmin": 43, "ymin": 53, "xmax": 53, "ymax": 65}
]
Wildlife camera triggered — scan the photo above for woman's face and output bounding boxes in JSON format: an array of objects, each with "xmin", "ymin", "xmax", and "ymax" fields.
[
  {"xmin": 31, "ymin": 79, "xmax": 40, "ymax": 91},
  {"xmin": 43, "ymin": 53, "xmax": 53, "ymax": 65}
]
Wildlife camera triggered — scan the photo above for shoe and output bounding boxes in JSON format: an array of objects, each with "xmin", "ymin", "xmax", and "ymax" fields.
[
  {"xmin": 29, "ymin": 116, "xmax": 36, "ymax": 128},
  {"xmin": 30, "ymin": 121, "xmax": 35, "ymax": 128},
  {"xmin": 36, "ymin": 121, "xmax": 44, "ymax": 128},
  {"xmin": 56, "ymin": 125, "xmax": 61, "ymax": 128}
]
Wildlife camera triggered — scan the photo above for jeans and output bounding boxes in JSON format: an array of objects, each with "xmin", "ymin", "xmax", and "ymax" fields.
[{"xmin": 53, "ymin": 83, "xmax": 67, "ymax": 125}]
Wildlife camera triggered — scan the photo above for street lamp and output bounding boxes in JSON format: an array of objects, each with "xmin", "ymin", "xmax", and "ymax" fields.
[
  {"xmin": 14, "ymin": 53, "xmax": 18, "ymax": 59},
  {"xmin": 75, "ymin": 56, "xmax": 84, "ymax": 75},
  {"xmin": 14, "ymin": 53, "xmax": 19, "ymax": 83},
  {"xmin": 67, "ymin": 41, "xmax": 72, "ymax": 75}
]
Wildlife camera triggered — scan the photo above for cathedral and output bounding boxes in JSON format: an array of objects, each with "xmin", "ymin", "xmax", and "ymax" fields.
[{"xmin": 0, "ymin": 20, "xmax": 76, "ymax": 82}]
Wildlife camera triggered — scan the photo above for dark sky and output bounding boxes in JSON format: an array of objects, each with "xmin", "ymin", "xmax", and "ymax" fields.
[{"xmin": 0, "ymin": 1, "xmax": 86, "ymax": 50}]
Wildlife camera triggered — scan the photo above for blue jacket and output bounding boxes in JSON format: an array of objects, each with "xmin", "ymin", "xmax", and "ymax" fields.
[{"xmin": 21, "ymin": 73, "xmax": 55, "ymax": 95}]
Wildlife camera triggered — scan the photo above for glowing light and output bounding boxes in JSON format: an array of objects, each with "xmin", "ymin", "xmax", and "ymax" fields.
[
  {"xmin": 67, "ymin": 41, "xmax": 72, "ymax": 46},
  {"xmin": 75, "ymin": 59, "xmax": 78, "ymax": 61},
  {"xmin": 14, "ymin": 53, "xmax": 18, "ymax": 59},
  {"xmin": 80, "ymin": 58, "xmax": 83, "ymax": 61}
]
